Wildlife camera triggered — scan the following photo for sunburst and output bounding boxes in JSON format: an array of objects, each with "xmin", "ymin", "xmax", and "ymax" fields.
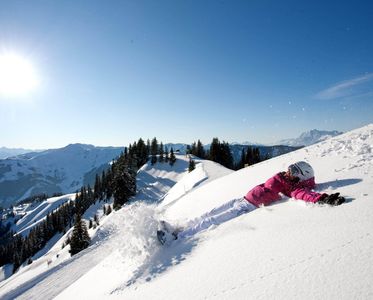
[{"xmin": 0, "ymin": 53, "xmax": 39, "ymax": 97}]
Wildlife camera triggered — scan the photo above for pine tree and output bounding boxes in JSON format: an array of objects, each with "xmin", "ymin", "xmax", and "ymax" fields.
[
  {"xmin": 12, "ymin": 253, "xmax": 21, "ymax": 274},
  {"xmin": 209, "ymin": 138, "xmax": 220, "ymax": 162},
  {"xmin": 208, "ymin": 138, "xmax": 233, "ymax": 169},
  {"xmin": 150, "ymin": 137, "xmax": 158, "ymax": 165},
  {"xmin": 94, "ymin": 213, "xmax": 99, "ymax": 225},
  {"xmin": 106, "ymin": 205, "xmax": 112, "ymax": 215},
  {"xmin": 165, "ymin": 146, "xmax": 169, "ymax": 162},
  {"xmin": 238, "ymin": 148, "xmax": 246, "ymax": 169},
  {"xmin": 136, "ymin": 138, "xmax": 148, "ymax": 167},
  {"xmin": 196, "ymin": 140, "xmax": 205, "ymax": 158},
  {"xmin": 169, "ymin": 147, "xmax": 176, "ymax": 166},
  {"xmin": 220, "ymin": 141, "xmax": 234, "ymax": 169},
  {"xmin": 253, "ymin": 147, "xmax": 261, "ymax": 164},
  {"xmin": 69, "ymin": 214, "xmax": 91, "ymax": 256},
  {"xmin": 188, "ymin": 157, "xmax": 196, "ymax": 172},
  {"xmin": 191, "ymin": 142, "xmax": 197, "ymax": 156},
  {"xmin": 94, "ymin": 174, "xmax": 102, "ymax": 200},
  {"xmin": 146, "ymin": 139, "xmax": 151, "ymax": 158},
  {"xmin": 159, "ymin": 142, "xmax": 164, "ymax": 162},
  {"xmin": 105, "ymin": 167, "xmax": 114, "ymax": 200},
  {"xmin": 100, "ymin": 170, "xmax": 107, "ymax": 201},
  {"xmin": 245, "ymin": 146, "xmax": 254, "ymax": 166},
  {"xmin": 112, "ymin": 153, "xmax": 136, "ymax": 209}
]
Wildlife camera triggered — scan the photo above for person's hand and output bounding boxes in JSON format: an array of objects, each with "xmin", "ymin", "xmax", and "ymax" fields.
[{"xmin": 318, "ymin": 193, "xmax": 345, "ymax": 206}]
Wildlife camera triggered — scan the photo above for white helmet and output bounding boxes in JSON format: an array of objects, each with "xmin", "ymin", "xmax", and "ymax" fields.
[{"xmin": 288, "ymin": 161, "xmax": 314, "ymax": 181}]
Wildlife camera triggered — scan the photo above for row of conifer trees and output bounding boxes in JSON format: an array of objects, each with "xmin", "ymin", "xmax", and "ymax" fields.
[{"xmin": 187, "ymin": 138, "xmax": 265, "ymax": 170}]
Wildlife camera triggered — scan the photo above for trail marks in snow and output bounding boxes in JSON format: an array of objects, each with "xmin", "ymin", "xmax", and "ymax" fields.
[{"xmin": 208, "ymin": 231, "xmax": 373, "ymax": 299}]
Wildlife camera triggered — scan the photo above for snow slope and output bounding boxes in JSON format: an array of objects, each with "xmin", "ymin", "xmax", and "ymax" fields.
[{"xmin": 1, "ymin": 124, "xmax": 372, "ymax": 299}]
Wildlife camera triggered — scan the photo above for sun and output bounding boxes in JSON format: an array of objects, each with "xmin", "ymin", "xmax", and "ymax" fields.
[{"xmin": 0, "ymin": 53, "xmax": 39, "ymax": 97}]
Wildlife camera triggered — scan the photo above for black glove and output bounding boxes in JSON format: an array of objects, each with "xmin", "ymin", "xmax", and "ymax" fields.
[{"xmin": 318, "ymin": 193, "xmax": 345, "ymax": 206}]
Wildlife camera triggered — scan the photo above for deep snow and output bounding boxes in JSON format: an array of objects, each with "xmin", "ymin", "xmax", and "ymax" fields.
[{"xmin": 0, "ymin": 124, "xmax": 372, "ymax": 299}]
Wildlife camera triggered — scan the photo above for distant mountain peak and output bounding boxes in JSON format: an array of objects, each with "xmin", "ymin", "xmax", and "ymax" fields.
[
  {"xmin": 278, "ymin": 129, "xmax": 343, "ymax": 147},
  {"xmin": 0, "ymin": 147, "xmax": 36, "ymax": 159},
  {"xmin": 62, "ymin": 143, "xmax": 96, "ymax": 151}
]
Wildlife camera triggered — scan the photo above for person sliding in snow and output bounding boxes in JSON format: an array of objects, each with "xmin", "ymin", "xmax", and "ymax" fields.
[{"xmin": 157, "ymin": 161, "xmax": 345, "ymax": 245}]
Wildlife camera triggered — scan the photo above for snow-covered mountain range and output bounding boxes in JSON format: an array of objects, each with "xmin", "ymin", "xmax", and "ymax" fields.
[
  {"xmin": 0, "ymin": 124, "xmax": 372, "ymax": 299},
  {"xmin": 0, "ymin": 130, "xmax": 341, "ymax": 208},
  {"xmin": 0, "ymin": 147, "xmax": 37, "ymax": 160},
  {"xmin": 0, "ymin": 144, "xmax": 124, "ymax": 208},
  {"xmin": 0, "ymin": 141, "xmax": 297, "ymax": 208},
  {"xmin": 278, "ymin": 129, "xmax": 343, "ymax": 146}
]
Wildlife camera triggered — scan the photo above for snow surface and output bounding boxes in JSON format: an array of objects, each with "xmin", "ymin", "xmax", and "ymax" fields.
[{"xmin": 0, "ymin": 124, "xmax": 373, "ymax": 299}]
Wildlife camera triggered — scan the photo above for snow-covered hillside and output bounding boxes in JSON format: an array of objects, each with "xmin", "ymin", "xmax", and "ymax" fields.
[
  {"xmin": 0, "ymin": 144, "xmax": 123, "ymax": 207},
  {"xmin": 0, "ymin": 124, "xmax": 372, "ymax": 299},
  {"xmin": 13, "ymin": 194, "xmax": 76, "ymax": 237}
]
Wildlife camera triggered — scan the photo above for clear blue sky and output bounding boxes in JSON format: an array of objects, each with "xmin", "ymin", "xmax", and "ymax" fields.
[{"xmin": 0, "ymin": 0, "xmax": 372, "ymax": 149}]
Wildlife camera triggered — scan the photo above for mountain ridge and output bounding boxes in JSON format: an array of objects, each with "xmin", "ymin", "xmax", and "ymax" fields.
[
  {"xmin": 278, "ymin": 129, "xmax": 343, "ymax": 146},
  {"xmin": 0, "ymin": 147, "xmax": 38, "ymax": 160}
]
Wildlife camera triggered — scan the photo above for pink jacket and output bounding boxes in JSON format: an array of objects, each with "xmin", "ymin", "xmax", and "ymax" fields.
[{"xmin": 244, "ymin": 172, "xmax": 324, "ymax": 207}]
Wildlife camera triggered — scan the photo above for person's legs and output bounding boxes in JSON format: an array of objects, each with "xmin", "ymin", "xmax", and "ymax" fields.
[
  {"xmin": 178, "ymin": 198, "xmax": 256, "ymax": 239},
  {"xmin": 185, "ymin": 198, "xmax": 240, "ymax": 228},
  {"xmin": 201, "ymin": 198, "xmax": 240, "ymax": 217}
]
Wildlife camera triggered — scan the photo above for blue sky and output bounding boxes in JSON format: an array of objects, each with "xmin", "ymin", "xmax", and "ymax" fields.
[{"xmin": 0, "ymin": 0, "xmax": 372, "ymax": 149}]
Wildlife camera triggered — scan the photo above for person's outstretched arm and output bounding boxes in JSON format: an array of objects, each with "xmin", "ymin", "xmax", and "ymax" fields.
[{"xmin": 290, "ymin": 188, "xmax": 325, "ymax": 203}]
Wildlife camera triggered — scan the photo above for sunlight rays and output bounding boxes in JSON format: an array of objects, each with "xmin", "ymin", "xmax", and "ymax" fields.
[{"xmin": 0, "ymin": 52, "xmax": 40, "ymax": 98}]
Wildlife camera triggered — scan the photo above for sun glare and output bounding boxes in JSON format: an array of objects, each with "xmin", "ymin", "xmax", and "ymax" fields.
[{"xmin": 0, "ymin": 53, "xmax": 39, "ymax": 97}]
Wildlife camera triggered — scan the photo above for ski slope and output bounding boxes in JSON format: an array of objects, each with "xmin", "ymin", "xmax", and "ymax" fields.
[
  {"xmin": 0, "ymin": 124, "xmax": 372, "ymax": 299},
  {"xmin": 13, "ymin": 194, "xmax": 76, "ymax": 237}
]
